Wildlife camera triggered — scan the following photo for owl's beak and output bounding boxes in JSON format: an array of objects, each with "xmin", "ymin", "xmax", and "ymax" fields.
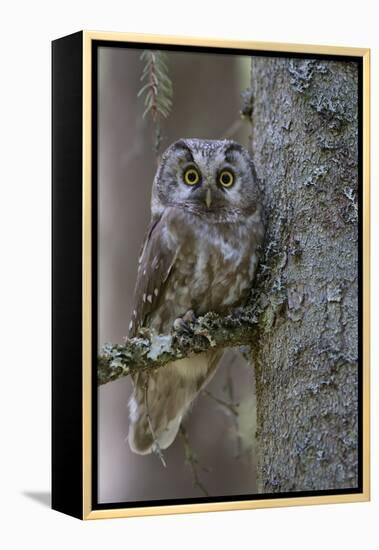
[{"xmin": 205, "ymin": 187, "xmax": 212, "ymax": 209}]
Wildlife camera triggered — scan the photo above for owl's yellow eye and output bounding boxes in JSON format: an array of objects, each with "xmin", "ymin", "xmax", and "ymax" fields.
[
  {"xmin": 183, "ymin": 167, "xmax": 200, "ymax": 186},
  {"xmin": 218, "ymin": 170, "xmax": 235, "ymax": 188}
]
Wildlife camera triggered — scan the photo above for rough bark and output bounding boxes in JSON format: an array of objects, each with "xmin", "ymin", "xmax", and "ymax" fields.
[{"xmin": 250, "ymin": 57, "xmax": 359, "ymax": 492}]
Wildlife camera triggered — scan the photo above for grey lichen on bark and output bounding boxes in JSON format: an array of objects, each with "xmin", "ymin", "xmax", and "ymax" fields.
[{"xmin": 249, "ymin": 57, "xmax": 359, "ymax": 492}]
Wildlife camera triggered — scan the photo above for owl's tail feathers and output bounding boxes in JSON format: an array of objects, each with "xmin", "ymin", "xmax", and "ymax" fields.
[
  {"xmin": 127, "ymin": 393, "xmax": 182, "ymax": 455},
  {"xmin": 127, "ymin": 353, "xmax": 222, "ymax": 456}
]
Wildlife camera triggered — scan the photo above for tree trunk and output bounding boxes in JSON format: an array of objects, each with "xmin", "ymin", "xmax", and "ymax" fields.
[{"xmin": 249, "ymin": 57, "xmax": 359, "ymax": 492}]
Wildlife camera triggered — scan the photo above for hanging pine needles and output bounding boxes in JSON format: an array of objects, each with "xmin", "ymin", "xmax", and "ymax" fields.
[{"xmin": 138, "ymin": 50, "xmax": 173, "ymax": 158}]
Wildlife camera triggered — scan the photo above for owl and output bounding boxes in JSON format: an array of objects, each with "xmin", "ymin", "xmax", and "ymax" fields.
[{"xmin": 127, "ymin": 138, "xmax": 264, "ymax": 455}]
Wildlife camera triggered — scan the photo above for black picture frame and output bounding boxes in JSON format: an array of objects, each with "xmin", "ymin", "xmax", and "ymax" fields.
[{"xmin": 52, "ymin": 31, "xmax": 370, "ymax": 520}]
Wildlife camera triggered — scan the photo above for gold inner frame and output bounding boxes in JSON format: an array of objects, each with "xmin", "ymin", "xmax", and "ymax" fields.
[{"xmin": 82, "ymin": 31, "xmax": 371, "ymax": 520}]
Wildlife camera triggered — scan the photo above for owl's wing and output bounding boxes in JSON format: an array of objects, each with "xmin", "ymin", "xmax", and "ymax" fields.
[{"xmin": 128, "ymin": 214, "xmax": 176, "ymax": 338}]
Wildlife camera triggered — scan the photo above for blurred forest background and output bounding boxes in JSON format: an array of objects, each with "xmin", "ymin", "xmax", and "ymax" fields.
[{"xmin": 98, "ymin": 46, "xmax": 257, "ymax": 503}]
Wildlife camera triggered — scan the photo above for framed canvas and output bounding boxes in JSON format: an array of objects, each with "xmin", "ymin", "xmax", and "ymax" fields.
[{"xmin": 52, "ymin": 31, "xmax": 370, "ymax": 520}]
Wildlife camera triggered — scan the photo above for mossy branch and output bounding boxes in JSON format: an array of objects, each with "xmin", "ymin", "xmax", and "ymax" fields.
[{"xmin": 98, "ymin": 307, "xmax": 259, "ymax": 386}]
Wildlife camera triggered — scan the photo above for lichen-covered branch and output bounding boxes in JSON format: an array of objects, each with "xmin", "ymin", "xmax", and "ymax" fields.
[{"xmin": 98, "ymin": 307, "xmax": 259, "ymax": 386}]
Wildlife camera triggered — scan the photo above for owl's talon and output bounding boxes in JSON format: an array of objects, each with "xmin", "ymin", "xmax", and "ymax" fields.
[
  {"xmin": 173, "ymin": 318, "xmax": 192, "ymax": 334},
  {"xmin": 173, "ymin": 310, "xmax": 196, "ymax": 334},
  {"xmin": 183, "ymin": 309, "xmax": 196, "ymax": 323}
]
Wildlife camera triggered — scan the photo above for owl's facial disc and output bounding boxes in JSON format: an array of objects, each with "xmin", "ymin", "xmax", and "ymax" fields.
[
  {"xmin": 178, "ymin": 161, "xmax": 241, "ymax": 212},
  {"xmin": 179, "ymin": 159, "xmax": 238, "ymax": 209},
  {"xmin": 152, "ymin": 139, "xmax": 259, "ymax": 219}
]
